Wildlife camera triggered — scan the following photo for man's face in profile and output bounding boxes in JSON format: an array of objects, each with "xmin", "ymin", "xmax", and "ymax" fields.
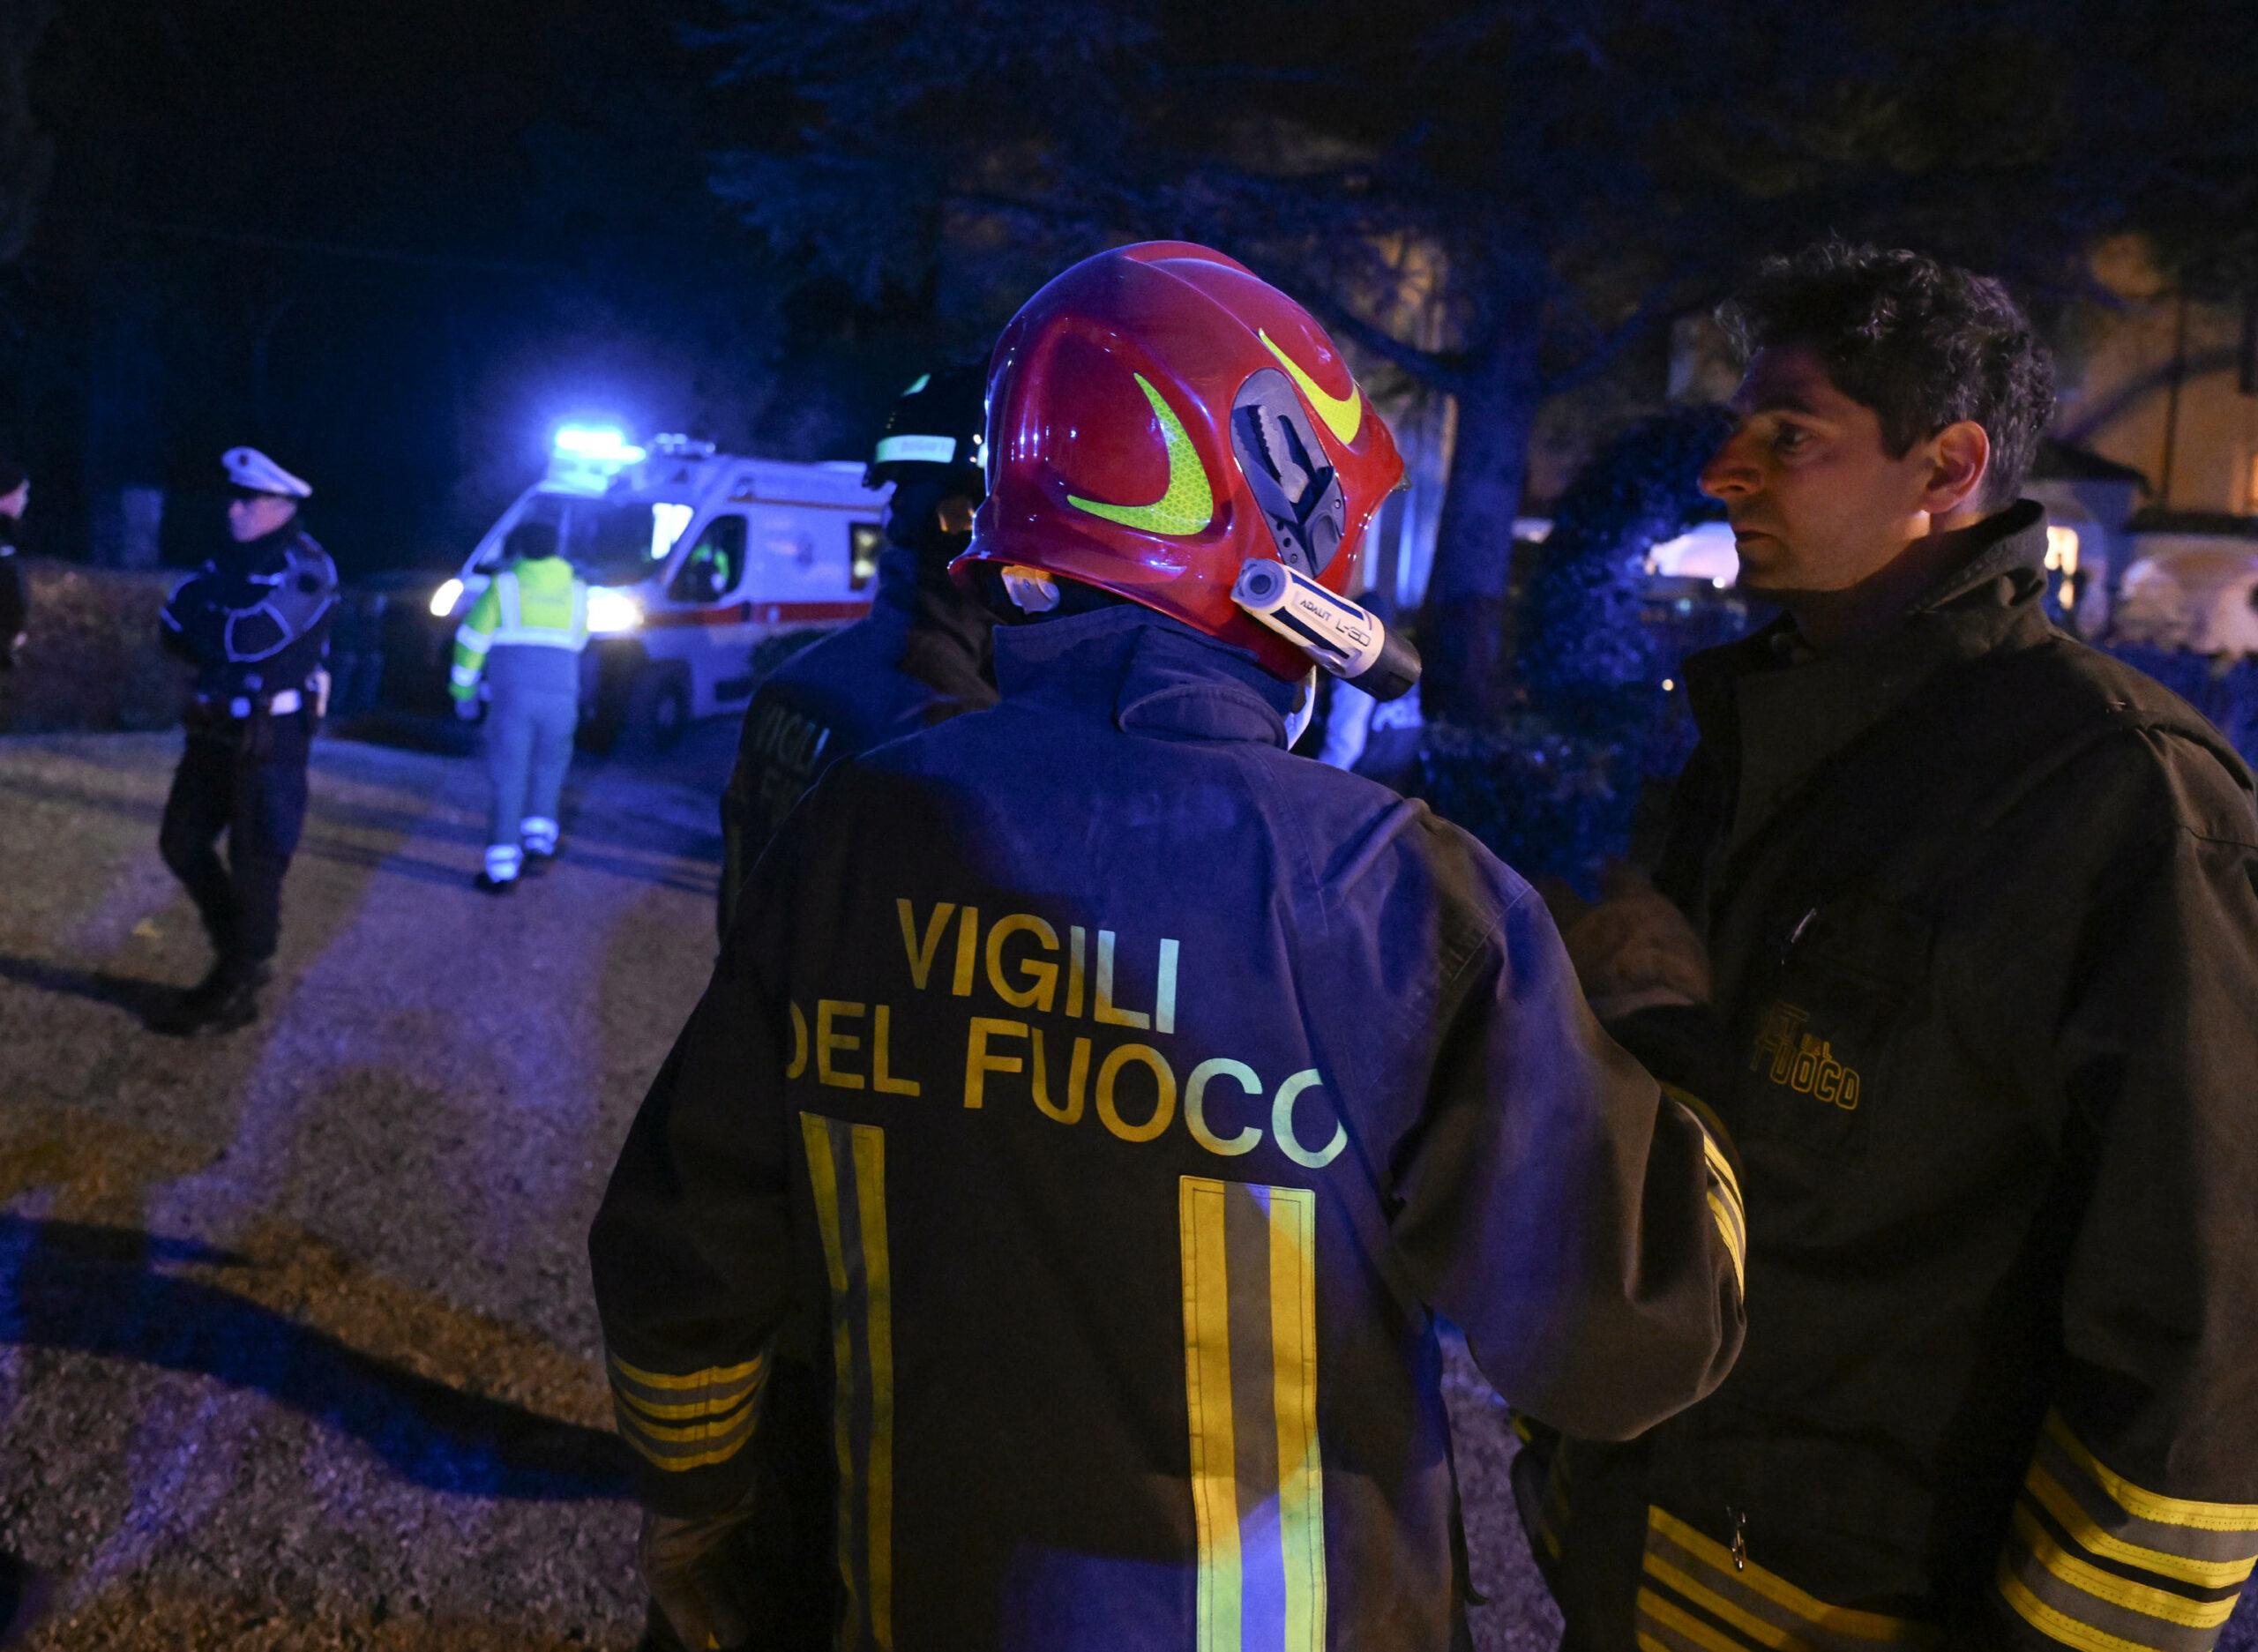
[{"xmin": 1699, "ymin": 345, "xmax": 1942, "ymax": 600}]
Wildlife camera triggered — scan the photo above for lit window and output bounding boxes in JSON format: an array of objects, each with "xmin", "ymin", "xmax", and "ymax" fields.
[
  {"xmin": 651, "ymin": 503, "xmax": 694, "ymax": 561},
  {"xmin": 2045, "ymin": 526, "xmax": 2081, "ymax": 610}
]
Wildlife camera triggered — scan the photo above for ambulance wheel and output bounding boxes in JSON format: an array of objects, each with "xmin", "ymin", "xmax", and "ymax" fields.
[{"xmin": 624, "ymin": 664, "xmax": 692, "ymax": 753}]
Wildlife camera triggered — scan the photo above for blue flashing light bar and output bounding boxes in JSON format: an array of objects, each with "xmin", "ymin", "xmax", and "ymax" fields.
[{"xmin": 553, "ymin": 424, "xmax": 647, "ymax": 465}]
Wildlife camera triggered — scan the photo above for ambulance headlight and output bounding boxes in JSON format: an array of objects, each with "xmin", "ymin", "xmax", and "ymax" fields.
[
  {"xmin": 587, "ymin": 587, "xmax": 644, "ymax": 635},
  {"xmin": 429, "ymin": 578, "xmax": 464, "ymax": 618}
]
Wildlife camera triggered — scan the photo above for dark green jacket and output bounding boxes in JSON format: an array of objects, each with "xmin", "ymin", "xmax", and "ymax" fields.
[{"xmin": 1533, "ymin": 503, "xmax": 2258, "ymax": 1650}]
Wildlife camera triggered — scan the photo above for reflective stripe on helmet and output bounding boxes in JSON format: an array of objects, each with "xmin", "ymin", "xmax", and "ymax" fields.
[
  {"xmin": 1065, "ymin": 374, "xmax": 1214, "ymax": 538},
  {"xmin": 874, "ymin": 434, "xmax": 960, "ymax": 467}
]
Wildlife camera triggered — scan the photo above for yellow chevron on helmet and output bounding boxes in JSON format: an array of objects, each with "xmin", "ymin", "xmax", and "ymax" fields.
[{"xmin": 1065, "ymin": 374, "xmax": 1215, "ymax": 538}]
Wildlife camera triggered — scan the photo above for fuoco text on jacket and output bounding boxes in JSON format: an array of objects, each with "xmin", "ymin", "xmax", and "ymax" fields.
[{"xmin": 783, "ymin": 897, "xmax": 1348, "ymax": 1170}]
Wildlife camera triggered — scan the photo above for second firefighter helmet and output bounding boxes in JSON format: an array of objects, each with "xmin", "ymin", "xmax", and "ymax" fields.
[
  {"xmin": 959, "ymin": 242, "xmax": 1403, "ymax": 684},
  {"xmin": 866, "ymin": 364, "xmax": 989, "ymax": 498}
]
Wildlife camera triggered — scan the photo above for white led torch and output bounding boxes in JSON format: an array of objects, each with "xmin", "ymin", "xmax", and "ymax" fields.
[{"xmin": 1230, "ymin": 558, "xmax": 1422, "ymax": 701}]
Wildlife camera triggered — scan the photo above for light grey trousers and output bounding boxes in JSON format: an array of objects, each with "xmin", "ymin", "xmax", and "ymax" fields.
[{"xmin": 485, "ymin": 683, "xmax": 577, "ymax": 856}]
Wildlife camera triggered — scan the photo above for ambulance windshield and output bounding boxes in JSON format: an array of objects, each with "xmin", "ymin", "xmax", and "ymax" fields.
[{"xmin": 482, "ymin": 495, "xmax": 687, "ymax": 585}]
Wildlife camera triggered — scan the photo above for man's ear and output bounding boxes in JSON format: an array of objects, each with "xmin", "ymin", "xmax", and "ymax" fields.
[{"xmin": 1924, "ymin": 420, "xmax": 1992, "ymax": 518}]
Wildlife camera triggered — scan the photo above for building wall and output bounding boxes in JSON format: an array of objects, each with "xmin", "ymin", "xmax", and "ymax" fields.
[{"xmin": 2058, "ymin": 237, "xmax": 2258, "ymax": 515}]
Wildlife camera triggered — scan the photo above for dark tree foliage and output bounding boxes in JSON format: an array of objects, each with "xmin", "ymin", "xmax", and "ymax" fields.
[
  {"xmin": 0, "ymin": 2, "xmax": 50, "ymax": 263},
  {"xmin": 2, "ymin": 1, "xmax": 848, "ymax": 574},
  {"xmin": 1419, "ymin": 407, "xmax": 1733, "ymax": 891},
  {"xmin": 698, "ymin": 0, "xmax": 2258, "ymax": 717},
  {"xmin": 1515, "ymin": 406, "xmax": 1735, "ymax": 723}
]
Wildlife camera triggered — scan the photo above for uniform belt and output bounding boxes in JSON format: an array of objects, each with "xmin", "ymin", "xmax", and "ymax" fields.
[{"xmin": 199, "ymin": 688, "xmax": 303, "ymax": 719}]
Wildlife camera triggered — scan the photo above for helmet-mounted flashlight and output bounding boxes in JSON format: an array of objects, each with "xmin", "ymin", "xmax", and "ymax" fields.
[{"xmin": 1230, "ymin": 559, "xmax": 1421, "ymax": 701}]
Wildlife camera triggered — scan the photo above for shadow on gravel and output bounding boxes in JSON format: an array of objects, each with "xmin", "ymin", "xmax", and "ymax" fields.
[
  {"xmin": 297, "ymin": 831, "xmax": 718, "ymax": 899},
  {"xmin": 0, "ymin": 1215, "xmax": 632, "ymax": 1503},
  {"xmin": 0, "ymin": 955, "xmax": 170, "ymax": 1020}
]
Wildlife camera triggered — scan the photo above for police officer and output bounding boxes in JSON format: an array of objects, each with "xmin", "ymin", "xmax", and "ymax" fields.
[
  {"xmin": 449, "ymin": 519, "xmax": 589, "ymax": 892},
  {"xmin": 1533, "ymin": 243, "xmax": 2258, "ymax": 1649},
  {"xmin": 717, "ymin": 364, "xmax": 997, "ymax": 941},
  {"xmin": 592, "ymin": 244, "xmax": 1746, "ymax": 1651},
  {"xmin": 154, "ymin": 448, "xmax": 336, "ymax": 1035}
]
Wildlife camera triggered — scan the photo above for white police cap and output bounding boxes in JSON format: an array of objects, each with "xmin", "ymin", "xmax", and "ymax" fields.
[{"xmin": 222, "ymin": 447, "xmax": 312, "ymax": 499}]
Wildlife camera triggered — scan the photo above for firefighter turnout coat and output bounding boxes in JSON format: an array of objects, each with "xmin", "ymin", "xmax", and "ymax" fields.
[
  {"xmin": 719, "ymin": 546, "xmax": 995, "ymax": 941},
  {"xmin": 592, "ymin": 605, "xmax": 1746, "ymax": 1652},
  {"xmin": 1533, "ymin": 504, "xmax": 2258, "ymax": 1651}
]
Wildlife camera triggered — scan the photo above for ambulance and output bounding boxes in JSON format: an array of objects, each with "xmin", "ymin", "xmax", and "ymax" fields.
[{"xmin": 430, "ymin": 427, "xmax": 887, "ymax": 749}]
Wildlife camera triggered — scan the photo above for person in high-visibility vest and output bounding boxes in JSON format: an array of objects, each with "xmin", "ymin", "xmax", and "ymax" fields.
[{"xmin": 451, "ymin": 520, "xmax": 589, "ymax": 892}]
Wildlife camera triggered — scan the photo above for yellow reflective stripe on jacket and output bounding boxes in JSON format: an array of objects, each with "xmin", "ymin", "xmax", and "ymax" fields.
[
  {"xmin": 450, "ymin": 581, "xmax": 503, "ymax": 696},
  {"xmin": 602, "ymin": 1348, "xmax": 768, "ymax": 1472},
  {"xmin": 1996, "ymin": 1413, "xmax": 2258, "ymax": 1652},
  {"xmin": 608, "ymin": 1352, "xmax": 766, "ymax": 1422},
  {"xmin": 804, "ymin": 1112, "xmax": 895, "ymax": 1652},
  {"xmin": 2043, "ymin": 1413, "xmax": 2258, "ymax": 1536},
  {"xmin": 487, "ymin": 564, "xmax": 589, "ymax": 649},
  {"xmin": 608, "ymin": 1381, "xmax": 760, "ymax": 1473},
  {"xmin": 1179, "ymin": 1176, "xmax": 1327, "ymax": 1652},
  {"xmin": 1662, "ymin": 1082, "xmax": 1747, "ymax": 1297},
  {"xmin": 1638, "ymin": 1506, "xmax": 1942, "ymax": 1650}
]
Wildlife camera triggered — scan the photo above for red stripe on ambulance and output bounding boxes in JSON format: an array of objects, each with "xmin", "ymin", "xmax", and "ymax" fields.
[{"xmin": 642, "ymin": 599, "xmax": 873, "ymax": 629}]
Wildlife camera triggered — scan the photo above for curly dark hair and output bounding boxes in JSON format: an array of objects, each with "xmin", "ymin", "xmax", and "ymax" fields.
[{"xmin": 1719, "ymin": 240, "xmax": 2056, "ymax": 511}]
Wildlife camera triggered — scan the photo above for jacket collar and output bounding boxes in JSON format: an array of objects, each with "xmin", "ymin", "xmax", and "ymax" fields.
[
  {"xmin": 1683, "ymin": 500, "xmax": 2056, "ymax": 856},
  {"xmin": 993, "ymin": 603, "xmax": 1297, "ymax": 746},
  {"xmin": 219, "ymin": 520, "xmax": 310, "ymax": 569},
  {"xmin": 873, "ymin": 545, "xmax": 992, "ymax": 658}
]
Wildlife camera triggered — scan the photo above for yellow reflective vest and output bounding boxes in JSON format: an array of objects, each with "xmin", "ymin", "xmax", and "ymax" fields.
[{"xmin": 450, "ymin": 557, "xmax": 589, "ymax": 699}]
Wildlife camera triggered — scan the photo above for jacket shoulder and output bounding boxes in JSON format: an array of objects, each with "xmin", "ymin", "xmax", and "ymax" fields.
[
  {"xmin": 283, "ymin": 534, "xmax": 337, "ymax": 582},
  {"xmin": 1242, "ymin": 746, "xmax": 1531, "ymax": 958},
  {"xmin": 2007, "ymin": 637, "xmax": 2257, "ymax": 846}
]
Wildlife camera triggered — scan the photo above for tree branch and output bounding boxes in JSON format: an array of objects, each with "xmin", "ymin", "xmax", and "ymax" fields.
[
  {"xmin": 1298, "ymin": 289, "xmax": 1460, "ymax": 394},
  {"xmin": 1538, "ymin": 279, "xmax": 1697, "ymax": 399}
]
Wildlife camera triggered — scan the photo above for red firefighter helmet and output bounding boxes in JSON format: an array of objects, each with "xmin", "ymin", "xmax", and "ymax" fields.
[{"xmin": 957, "ymin": 242, "xmax": 1403, "ymax": 683}]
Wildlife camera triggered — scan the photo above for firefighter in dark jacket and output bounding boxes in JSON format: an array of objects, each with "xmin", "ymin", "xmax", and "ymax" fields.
[
  {"xmin": 1530, "ymin": 242, "xmax": 2258, "ymax": 1651},
  {"xmin": 678, "ymin": 370, "xmax": 998, "ymax": 1652},
  {"xmin": 592, "ymin": 243, "xmax": 1748, "ymax": 1652},
  {"xmin": 717, "ymin": 365, "xmax": 997, "ymax": 941},
  {"xmin": 153, "ymin": 447, "xmax": 337, "ymax": 1035}
]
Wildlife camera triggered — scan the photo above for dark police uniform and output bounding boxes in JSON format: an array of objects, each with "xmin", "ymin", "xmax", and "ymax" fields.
[
  {"xmin": 1530, "ymin": 503, "xmax": 2258, "ymax": 1650},
  {"xmin": 718, "ymin": 545, "xmax": 994, "ymax": 941},
  {"xmin": 0, "ymin": 520, "xmax": 25, "ymax": 672},
  {"xmin": 594, "ymin": 605, "xmax": 1746, "ymax": 1651},
  {"xmin": 158, "ymin": 521, "xmax": 337, "ymax": 979}
]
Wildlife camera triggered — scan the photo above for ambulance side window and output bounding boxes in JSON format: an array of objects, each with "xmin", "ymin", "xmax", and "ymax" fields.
[
  {"xmin": 849, "ymin": 522, "xmax": 885, "ymax": 591},
  {"xmin": 671, "ymin": 514, "xmax": 747, "ymax": 603}
]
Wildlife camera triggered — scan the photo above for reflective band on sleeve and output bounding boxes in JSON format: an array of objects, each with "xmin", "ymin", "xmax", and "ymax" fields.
[
  {"xmin": 1662, "ymin": 1082, "xmax": 1746, "ymax": 1297},
  {"xmin": 1994, "ymin": 1413, "xmax": 2258, "ymax": 1652},
  {"xmin": 605, "ymin": 1349, "xmax": 766, "ymax": 1473}
]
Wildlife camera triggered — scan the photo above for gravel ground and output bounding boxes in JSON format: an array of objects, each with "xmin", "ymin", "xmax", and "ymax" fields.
[{"xmin": 0, "ymin": 720, "xmax": 1561, "ymax": 1650}]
